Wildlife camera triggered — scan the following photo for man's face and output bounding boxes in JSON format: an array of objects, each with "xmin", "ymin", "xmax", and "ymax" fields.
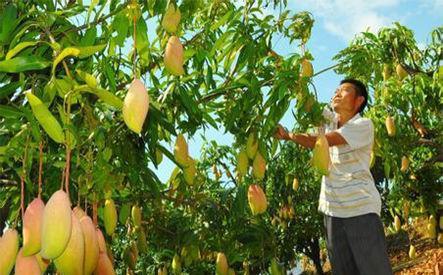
[{"xmin": 331, "ymin": 83, "xmax": 362, "ymax": 114}]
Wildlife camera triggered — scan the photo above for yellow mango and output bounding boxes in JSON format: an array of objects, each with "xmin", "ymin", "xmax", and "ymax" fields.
[
  {"xmin": 300, "ymin": 59, "xmax": 313, "ymax": 77},
  {"xmin": 292, "ymin": 178, "xmax": 299, "ymax": 191},
  {"xmin": 22, "ymin": 197, "xmax": 45, "ymax": 256},
  {"xmin": 174, "ymin": 134, "xmax": 189, "ymax": 166},
  {"xmin": 400, "ymin": 156, "xmax": 409, "ymax": 173},
  {"xmin": 183, "ymin": 157, "xmax": 196, "ymax": 185},
  {"xmin": 438, "ymin": 233, "xmax": 443, "ymax": 245},
  {"xmin": 382, "ymin": 63, "xmax": 390, "ymax": 81},
  {"xmin": 54, "ymin": 213, "xmax": 85, "ymax": 275},
  {"xmin": 394, "ymin": 215, "xmax": 401, "ymax": 232},
  {"xmin": 237, "ymin": 149, "xmax": 249, "ymax": 176},
  {"xmin": 132, "ymin": 205, "xmax": 142, "ymax": 228},
  {"xmin": 396, "ymin": 64, "xmax": 408, "ymax": 80},
  {"xmin": 103, "ymin": 199, "xmax": 117, "ymax": 236},
  {"xmin": 161, "ymin": 4, "xmax": 181, "ymax": 33},
  {"xmin": 216, "ymin": 252, "xmax": 228, "ymax": 275},
  {"xmin": 246, "ymin": 133, "xmax": 258, "ymax": 159},
  {"xmin": 172, "ymin": 254, "xmax": 181, "ymax": 274},
  {"xmin": 0, "ymin": 229, "xmax": 19, "ymax": 275},
  {"xmin": 408, "ymin": 245, "xmax": 416, "ymax": 259},
  {"xmin": 123, "ymin": 79, "xmax": 150, "ymax": 134},
  {"xmin": 164, "ymin": 36, "xmax": 184, "ymax": 76},
  {"xmin": 385, "ymin": 116, "xmax": 395, "ymax": 137},
  {"xmin": 41, "ymin": 190, "xmax": 72, "ymax": 259},
  {"xmin": 312, "ymin": 134, "xmax": 330, "ymax": 176}
]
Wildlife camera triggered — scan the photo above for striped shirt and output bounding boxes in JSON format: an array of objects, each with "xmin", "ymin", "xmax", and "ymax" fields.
[{"xmin": 318, "ymin": 108, "xmax": 382, "ymax": 218}]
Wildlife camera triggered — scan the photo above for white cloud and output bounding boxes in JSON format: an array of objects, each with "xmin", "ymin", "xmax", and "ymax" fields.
[{"xmin": 289, "ymin": 0, "xmax": 401, "ymax": 42}]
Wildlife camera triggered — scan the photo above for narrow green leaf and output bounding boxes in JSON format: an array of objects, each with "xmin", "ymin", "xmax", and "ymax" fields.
[
  {"xmin": 25, "ymin": 91, "xmax": 65, "ymax": 143},
  {"xmin": 0, "ymin": 81, "xmax": 21, "ymax": 99},
  {"xmin": 210, "ymin": 10, "xmax": 234, "ymax": 31},
  {"xmin": 6, "ymin": 41, "xmax": 38, "ymax": 60},
  {"xmin": 91, "ymin": 87, "xmax": 123, "ymax": 109},
  {"xmin": 52, "ymin": 47, "xmax": 80, "ymax": 74},
  {"xmin": 0, "ymin": 105, "xmax": 23, "ymax": 118},
  {"xmin": 76, "ymin": 44, "xmax": 106, "ymax": 58},
  {"xmin": 0, "ymin": 56, "xmax": 50, "ymax": 73}
]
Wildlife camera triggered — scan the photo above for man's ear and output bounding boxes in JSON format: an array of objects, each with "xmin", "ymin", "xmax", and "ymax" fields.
[{"xmin": 356, "ymin": 96, "xmax": 365, "ymax": 111}]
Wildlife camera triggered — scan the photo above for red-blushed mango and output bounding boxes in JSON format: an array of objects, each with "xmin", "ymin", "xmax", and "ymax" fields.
[
  {"xmin": 161, "ymin": 4, "xmax": 181, "ymax": 33},
  {"xmin": 54, "ymin": 213, "xmax": 85, "ymax": 275},
  {"xmin": 216, "ymin": 252, "xmax": 228, "ymax": 275},
  {"xmin": 0, "ymin": 229, "xmax": 19, "ymax": 275},
  {"xmin": 312, "ymin": 134, "xmax": 330, "ymax": 176},
  {"xmin": 96, "ymin": 228, "xmax": 106, "ymax": 253},
  {"xmin": 123, "ymin": 79, "xmax": 150, "ymax": 134},
  {"xmin": 80, "ymin": 215, "xmax": 100, "ymax": 275},
  {"xmin": 164, "ymin": 36, "xmax": 184, "ymax": 76},
  {"xmin": 247, "ymin": 185, "xmax": 268, "ymax": 215},
  {"xmin": 73, "ymin": 206, "xmax": 86, "ymax": 219},
  {"xmin": 35, "ymin": 253, "xmax": 50, "ymax": 273},
  {"xmin": 41, "ymin": 190, "xmax": 72, "ymax": 259},
  {"xmin": 14, "ymin": 248, "xmax": 41, "ymax": 275},
  {"xmin": 252, "ymin": 152, "xmax": 266, "ymax": 180},
  {"xmin": 103, "ymin": 199, "xmax": 117, "ymax": 236},
  {"xmin": 22, "ymin": 197, "xmax": 45, "ymax": 256},
  {"xmin": 94, "ymin": 253, "xmax": 115, "ymax": 275}
]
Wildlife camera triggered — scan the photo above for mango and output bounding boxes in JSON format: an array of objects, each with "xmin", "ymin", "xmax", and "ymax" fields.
[
  {"xmin": 400, "ymin": 156, "xmax": 409, "ymax": 173},
  {"xmin": 246, "ymin": 133, "xmax": 258, "ymax": 159},
  {"xmin": 54, "ymin": 213, "xmax": 85, "ymax": 275},
  {"xmin": 123, "ymin": 78, "xmax": 149, "ymax": 134},
  {"xmin": 183, "ymin": 157, "xmax": 196, "ymax": 185},
  {"xmin": 216, "ymin": 252, "xmax": 228, "ymax": 275},
  {"xmin": 103, "ymin": 199, "xmax": 117, "ymax": 236},
  {"xmin": 394, "ymin": 215, "xmax": 401, "ymax": 232},
  {"xmin": 247, "ymin": 184, "xmax": 268, "ymax": 215},
  {"xmin": 236, "ymin": 149, "xmax": 249, "ymax": 177},
  {"xmin": 228, "ymin": 268, "xmax": 236, "ymax": 275},
  {"xmin": 22, "ymin": 197, "xmax": 45, "ymax": 256},
  {"xmin": 174, "ymin": 134, "xmax": 189, "ymax": 166},
  {"xmin": 0, "ymin": 229, "xmax": 19, "ymax": 275},
  {"xmin": 94, "ymin": 253, "xmax": 115, "ymax": 275},
  {"xmin": 385, "ymin": 116, "xmax": 395, "ymax": 137},
  {"xmin": 161, "ymin": 4, "xmax": 181, "ymax": 33},
  {"xmin": 382, "ymin": 63, "xmax": 390, "ymax": 81},
  {"xmin": 158, "ymin": 266, "xmax": 168, "ymax": 275},
  {"xmin": 132, "ymin": 205, "xmax": 142, "ymax": 228},
  {"xmin": 14, "ymin": 248, "xmax": 41, "ymax": 275},
  {"xmin": 73, "ymin": 206, "xmax": 86, "ymax": 219},
  {"xmin": 408, "ymin": 245, "xmax": 416, "ymax": 259},
  {"xmin": 41, "ymin": 190, "xmax": 72, "ymax": 259},
  {"xmin": 396, "ymin": 64, "xmax": 408, "ymax": 80},
  {"xmin": 292, "ymin": 178, "xmax": 299, "ymax": 191},
  {"xmin": 300, "ymin": 59, "xmax": 313, "ymax": 77},
  {"xmin": 164, "ymin": 36, "xmax": 184, "ymax": 76},
  {"xmin": 438, "ymin": 233, "xmax": 443, "ymax": 245},
  {"xmin": 80, "ymin": 215, "xmax": 100, "ymax": 275},
  {"xmin": 96, "ymin": 228, "xmax": 106, "ymax": 253},
  {"xmin": 312, "ymin": 134, "xmax": 330, "ymax": 175},
  {"xmin": 137, "ymin": 227, "xmax": 148, "ymax": 252},
  {"xmin": 171, "ymin": 254, "xmax": 181, "ymax": 274},
  {"xmin": 252, "ymin": 152, "xmax": 266, "ymax": 180}
]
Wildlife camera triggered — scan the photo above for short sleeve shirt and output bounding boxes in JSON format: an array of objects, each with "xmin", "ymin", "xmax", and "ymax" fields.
[{"xmin": 318, "ymin": 108, "xmax": 381, "ymax": 218}]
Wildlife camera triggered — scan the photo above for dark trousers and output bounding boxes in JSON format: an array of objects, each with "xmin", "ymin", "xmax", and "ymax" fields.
[{"xmin": 324, "ymin": 213, "xmax": 393, "ymax": 275}]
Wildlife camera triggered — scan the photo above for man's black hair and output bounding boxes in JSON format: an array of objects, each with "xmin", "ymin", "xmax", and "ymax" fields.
[{"xmin": 340, "ymin": 79, "xmax": 368, "ymax": 114}]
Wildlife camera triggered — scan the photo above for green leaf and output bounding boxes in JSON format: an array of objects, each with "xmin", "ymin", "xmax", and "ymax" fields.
[
  {"xmin": 52, "ymin": 47, "xmax": 80, "ymax": 74},
  {"xmin": 76, "ymin": 44, "xmax": 106, "ymax": 58},
  {"xmin": 91, "ymin": 87, "xmax": 123, "ymax": 109},
  {"xmin": 210, "ymin": 10, "xmax": 234, "ymax": 31},
  {"xmin": 0, "ymin": 56, "xmax": 50, "ymax": 73},
  {"xmin": 0, "ymin": 105, "xmax": 23, "ymax": 118},
  {"xmin": 5, "ymin": 41, "xmax": 39, "ymax": 60},
  {"xmin": 0, "ymin": 4, "xmax": 18, "ymax": 43},
  {"xmin": 25, "ymin": 91, "xmax": 65, "ymax": 143},
  {"xmin": 0, "ymin": 81, "xmax": 21, "ymax": 99}
]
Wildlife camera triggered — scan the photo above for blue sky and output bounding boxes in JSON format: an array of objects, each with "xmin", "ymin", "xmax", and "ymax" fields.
[{"xmin": 150, "ymin": 0, "xmax": 442, "ymax": 183}]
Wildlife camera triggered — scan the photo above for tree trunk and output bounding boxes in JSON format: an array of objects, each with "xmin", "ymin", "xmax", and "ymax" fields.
[{"xmin": 307, "ymin": 239, "xmax": 324, "ymax": 275}]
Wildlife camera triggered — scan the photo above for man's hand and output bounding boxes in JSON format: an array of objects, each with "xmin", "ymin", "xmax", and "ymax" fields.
[{"xmin": 274, "ymin": 124, "xmax": 289, "ymax": 140}]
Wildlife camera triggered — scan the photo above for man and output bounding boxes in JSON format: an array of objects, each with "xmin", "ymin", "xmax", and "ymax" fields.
[{"xmin": 274, "ymin": 79, "xmax": 392, "ymax": 275}]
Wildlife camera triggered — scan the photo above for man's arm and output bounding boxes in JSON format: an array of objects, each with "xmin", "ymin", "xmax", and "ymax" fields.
[{"xmin": 274, "ymin": 125, "xmax": 348, "ymax": 149}]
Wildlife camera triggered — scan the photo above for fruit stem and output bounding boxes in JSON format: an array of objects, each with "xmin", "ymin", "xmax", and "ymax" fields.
[
  {"xmin": 132, "ymin": 11, "xmax": 137, "ymax": 78},
  {"xmin": 38, "ymin": 141, "xmax": 43, "ymax": 198}
]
